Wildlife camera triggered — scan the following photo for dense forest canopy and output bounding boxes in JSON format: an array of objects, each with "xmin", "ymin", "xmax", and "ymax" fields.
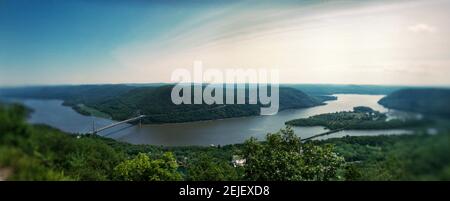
[
  {"xmin": 1, "ymin": 102, "xmax": 449, "ymax": 181},
  {"xmin": 379, "ymin": 88, "xmax": 450, "ymax": 117}
]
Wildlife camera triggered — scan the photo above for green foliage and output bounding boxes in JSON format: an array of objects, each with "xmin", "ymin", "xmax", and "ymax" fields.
[
  {"xmin": 0, "ymin": 146, "xmax": 70, "ymax": 181},
  {"xmin": 72, "ymin": 104, "xmax": 111, "ymax": 119},
  {"xmin": 319, "ymin": 132, "xmax": 450, "ymax": 180},
  {"xmin": 0, "ymin": 103, "xmax": 127, "ymax": 180},
  {"xmin": 1, "ymin": 85, "xmax": 324, "ymax": 123},
  {"xmin": 286, "ymin": 106, "xmax": 430, "ymax": 130},
  {"xmin": 24, "ymin": 126, "xmax": 127, "ymax": 180},
  {"xmin": 0, "ymin": 103, "xmax": 30, "ymax": 146},
  {"xmin": 186, "ymin": 153, "xmax": 241, "ymax": 181},
  {"xmin": 113, "ymin": 152, "xmax": 182, "ymax": 181},
  {"xmin": 379, "ymin": 88, "xmax": 450, "ymax": 117},
  {"xmin": 88, "ymin": 85, "xmax": 323, "ymax": 123},
  {"xmin": 241, "ymin": 126, "xmax": 344, "ymax": 181},
  {"xmin": 353, "ymin": 106, "xmax": 374, "ymax": 113},
  {"xmin": 2, "ymin": 102, "xmax": 449, "ymax": 181},
  {"xmin": 343, "ymin": 164, "xmax": 362, "ymax": 181}
]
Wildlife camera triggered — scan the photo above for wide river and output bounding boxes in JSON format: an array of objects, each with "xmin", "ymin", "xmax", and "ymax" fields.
[{"xmin": 7, "ymin": 94, "xmax": 413, "ymax": 146}]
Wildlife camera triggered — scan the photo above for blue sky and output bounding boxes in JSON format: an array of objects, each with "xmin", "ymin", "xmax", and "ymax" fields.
[
  {"xmin": 1, "ymin": 0, "xmax": 450, "ymax": 86},
  {"xmin": 1, "ymin": 0, "xmax": 208, "ymax": 85}
]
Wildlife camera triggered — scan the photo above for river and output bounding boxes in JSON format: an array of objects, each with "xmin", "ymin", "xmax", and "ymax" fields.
[{"xmin": 5, "ymin": 94, "xmax": 413, "ymax": 146}]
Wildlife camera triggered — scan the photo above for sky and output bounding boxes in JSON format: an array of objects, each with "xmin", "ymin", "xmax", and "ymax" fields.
[{"xmin": 1, "ymin": 0, "xmax": 450, "ymax": 86}]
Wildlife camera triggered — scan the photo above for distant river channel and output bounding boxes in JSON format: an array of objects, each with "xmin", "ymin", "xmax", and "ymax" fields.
[{"xmin": 4, "ymin": 94, "xmax": 413, "ymax": 146}]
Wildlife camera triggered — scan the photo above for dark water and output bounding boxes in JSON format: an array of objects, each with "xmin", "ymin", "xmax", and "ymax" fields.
[{"xmin": 8, "ymin": 94, "xmax": 412, "ymax": 146}]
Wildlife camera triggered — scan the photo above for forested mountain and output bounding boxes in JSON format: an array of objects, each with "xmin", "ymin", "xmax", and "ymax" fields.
[
  {"xmin": 0, "ymin": 85, "xmax": 137, "ymax": 103},
  {"xmin": 378, "ymin": 88, "xmax": 450, "ymax": 117},
  {"xmin": 0, "ymin": 84, "xmax": 327, "ymax": 123},
  {"xmin": 77, "ymin": 85, "xmax": 325, "ymax": 123}
]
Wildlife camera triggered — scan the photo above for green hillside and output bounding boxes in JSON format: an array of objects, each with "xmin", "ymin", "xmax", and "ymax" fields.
[
  {"xmin": 84, "ymin": 85, "xmax": 324, "ymax": 123},
  {"xmin": 1, "ymin": 84, "xmax": 327, "ymax": 123},
  {"xmin": 379, "ymin": 88, "xmax": 450, "ymax": 117}
]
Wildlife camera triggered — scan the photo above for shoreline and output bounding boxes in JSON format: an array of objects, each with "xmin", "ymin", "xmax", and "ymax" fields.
[
  {"xmin": 4, "ymin": 95, "xmax": 420, "ymax": 147},
  {"xmin": 72, "ymin": 102, "xmax": 335, "ymax": 127}
]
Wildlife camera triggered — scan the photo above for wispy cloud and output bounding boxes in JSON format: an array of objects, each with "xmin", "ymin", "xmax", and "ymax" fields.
[
  {"xmin": 408, "ymin": 23, "xmax": 437, "ymax": 33},
  {"xmin": 110, "ymin": 0, "xmax": 450, "ymax": 86}
]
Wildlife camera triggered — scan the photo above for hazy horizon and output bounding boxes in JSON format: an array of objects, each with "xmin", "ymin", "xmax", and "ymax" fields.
[
  {"xmin": 2, "ymin": 0, "xmax": 450, "ymax": 86},
  {"xmin": 2, "ymin": 81, "xmax": 450, "ymax": 89}
]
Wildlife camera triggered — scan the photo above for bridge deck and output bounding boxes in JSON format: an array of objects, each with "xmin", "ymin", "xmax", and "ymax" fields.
[
  {"xmin": 301, "ymin": 128, "xmax": 345, "ymax": 141},
  {"xmin": 94, "ymin": 115, "xmax": 145, "ymax": 134}
]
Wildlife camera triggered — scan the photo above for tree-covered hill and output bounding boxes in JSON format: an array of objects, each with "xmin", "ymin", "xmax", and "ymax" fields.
[
  {"xmin": 85, "ymin": 85, "xmax": 325, "ymax": 123},
  {"xmin": 0, "ymin": 84, "xmax": 137, "ymax": 102},
  {"xmin": 1, "ymin": 84, "xmax": 327, "ymax": 123},
  {"xmin": 378, "ymin": 88, "xmax": 450, "ymax": 117},
  {"xmin": 285, "ymin": 106, "xmax": 430, "ymax": 130}
]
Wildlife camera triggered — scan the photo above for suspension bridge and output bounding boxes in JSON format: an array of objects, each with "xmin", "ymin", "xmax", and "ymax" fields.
[
  {"xmin": 89, "ymin": 105, "xmax": 231, "ymax": 135},
  {"xmin": 91, "ymin": 115, "xmax": 146, "ymax": 135},
  {"xmin": 89, "ymin": 105, "xmax": 347, "ymax": 141}
]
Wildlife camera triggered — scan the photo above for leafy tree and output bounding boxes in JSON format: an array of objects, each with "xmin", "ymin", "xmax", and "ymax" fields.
[
  {"xmin": 343, "ymin": 164, "xmax": 362, "ymax": 181},
  {"xmin": 186, "ymin": 153, "xmax": 240, "ymax": 181},
  {"xmin": 0, "ymin": 104, "xmax": 30, "ymax": 146},
  {"xmin": 241, "ymin": 126, "xmax": 344, "ymax": 181},
  {"xmin": 0, "ymin": 146, "xmax": 70, "ymax": 181},
  {"xmin": 320, "ymin": 132, "xmax": 450, "ymax": 181},
  {"xmin": 114, "ymin": 152, "xmax": 182, "ymax": 181},
  {"xmin": 301, "ymin": 144, "xmax": 345, "ymax": 180}
]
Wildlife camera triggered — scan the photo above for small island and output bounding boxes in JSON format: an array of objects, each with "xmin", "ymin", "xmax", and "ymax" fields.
[{"xmin": 285, "ymin": 106, "xmax": 429, "ymax": 130}]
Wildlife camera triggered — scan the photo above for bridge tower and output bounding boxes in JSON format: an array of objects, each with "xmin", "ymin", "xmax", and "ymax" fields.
[
  {"xmin": 92, "ymin": 120, "xmax": 96, "ymax": 135},
  {"xmin": 137, "ymin": 110, "xmax": 142, "ymax": 128}
]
